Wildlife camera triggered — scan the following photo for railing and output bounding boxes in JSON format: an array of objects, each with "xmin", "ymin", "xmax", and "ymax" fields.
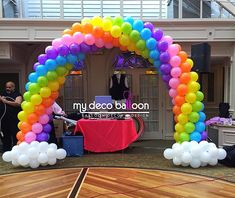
[{"xmin": 1, "ymin": 0, "xmax": 234, "ymax": 19}]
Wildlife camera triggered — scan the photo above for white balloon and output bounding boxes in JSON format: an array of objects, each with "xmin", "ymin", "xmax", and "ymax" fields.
[
  {"xmin": 38, "ymin": 153, "xmax": 48, "ymax": 164},
  {"xmin": 39, "ymin": 142, "xmax": 49, "ymax": 153},
  {"xmin": 18, "ymin": 142, "xmax": 30, "ymax": 153},
  {"xmin": 190, "ymin": 146, "xmax": 201, "ymax": 158},
  {"xmin": 172, "ymin": 143, "xmax": 180, "ymax": 149},
  {"xmin": 201, "ymin": 162, "xmax": 208, "ymax": 167},
  {"xmin": 29, "ymin": 159, "xmax": 40, "ymax": 169},
  {"xmin": 208, "ymin": 158, "xmax": 218, "ymax": 166},
  {"xmin": 12, "ymin": 159, "xmax": 20, "ymax": 167},
  {"xmin": 56, "ymin": 149, "xmax": 67, "ymax": 159},
  {"xmin": 48, "ymin": 158, "xmax": 57, "ymax": 165},
  {"xmin": 190, "ymin": 159, "xmax": 201, "ymax": 168},
  {"xmin": 163, "ymin": 148, "xmax": 174, "ymax": 160},
  {"xmin": 49, "ymin": 143, "xmax": 58, "ymax": 150},
  {"xmin": 181, "ymin": 142, "xmax": 190, "ymax": 151},
  {"xmin": 200, "ymin": 152, "xmax": 210, "ymax": 163},
  {"xmin": 173, "ymin": 146, "xmax": 183, "ymax": 157},
  {"xmin": 27, "ymin": 147, "xmax": 39, "ymax": 159},
  {"xmin": 41, "ymin": 162, "xmax": 48, "ymax": 166},
  {"xmin": 190, "ymin": 141, "xmax": 198, "ymax": 147},
  {"xmin": 2, "ymin": 151, "xmax": 12, "ymax": 162},
  {"xmin": 11, "ymin": 149, "xmax": 20, "ymax": 160},
  {"xmin": 18, "ymin": 154, "xmax": 30, "ymax": 166},
  {"xmin": 173, "ymin": 157, "xmax": 181, "ymax": 166},
  {"xmin": 12, "ymin": 145, "xmax": 19, "ymax": 151},
  {"xmin": 208, "ymin": 142, "xmax": 216, "ymax": 149},
  {"xmin": 217, "ymin": 149, "xmax": 227, "ymax": 160},
  {"xmin": 208, "ymin": 148, "xmax": 218, "ymax": 158},
  {"xmin": 181, "ymin": 162, "xmax": 190, "ymax": 167},
  {"xmin": 30, "ymin": 141, "xmax": 40, "ymax": 148},
  {"xmin": 47, "ymin": 148, "xmax": 57, "ymax": 158},
  {"xmin": 182, "ymin": 152, "xmax": 192, "ymax": 163}
]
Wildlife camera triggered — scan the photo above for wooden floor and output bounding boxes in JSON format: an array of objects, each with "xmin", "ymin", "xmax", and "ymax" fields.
[{"xmin": 0, "ymin": 168, "xmax": 235, "ymax": 198}]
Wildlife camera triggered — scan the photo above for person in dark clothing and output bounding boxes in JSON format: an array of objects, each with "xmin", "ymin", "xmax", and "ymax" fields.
[{"xmin": 0, "ymin": 81, "xmax": 22, "ymax": 152}]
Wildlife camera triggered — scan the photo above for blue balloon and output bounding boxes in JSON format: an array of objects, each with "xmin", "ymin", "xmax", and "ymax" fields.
[
  {"xmin": 45, "ymin": 59, "xmax": 57, "ymax": 71},
  {"xmin": 199, "ymin": 112, "xmax": 206, "ymax": 122},
  {"xmin": 78, "ymin": 53, "xmax": 85, "ymax": 61},
  {"xmin": 28, "ymin": 72, "xmax": 39, "ymax": 83},
  {"xmin": 67, "ymin": 54, "xmax": 77, "ymax": 64},
  {"xmin": 133, "ymin": 20, "xmax": 144, "ymax": 32},
  {"xmin": 56, "ymin": 55, "xmax": 67, "ymax": 66},
  {"xmin": 149, "ymin": 50, "xmax": 160, "ymax": 60},
  {"xmin": 146, "ymin": 38, "xmax": 157, "ymax": 50},
  {"xmin": 124, "ymin": 16, "xmax": 134, "ymax": 26},
  {"xmin": 154, "ymin": 60, "xmax": 161, "ymax": 69},
  {"xmin": 195, "ymin": 121, "xmax": 206, "ymax": 133},
  {"xmin": 36, "ymin": 65, "xmax": 47, "ymax": 76},
  {"xmin": 190, "ymin": 132, "xmax": 201, "ymax": 142},
  {"xmin": 25, "ymin": 82, "xmax": 31, "ymax": 91},
  {"xmin": 140, "ymin": 28, "xmax": 152, "ymax": 40}
]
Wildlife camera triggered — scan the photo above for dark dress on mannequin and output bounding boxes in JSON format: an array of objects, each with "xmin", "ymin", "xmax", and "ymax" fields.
[
  {"xmin": 0, "ymin": 90, "xmax": 21, "ymax": 152},
  {"xmin": 109, "ymin": 74, "xmax": 129, "ymax": 100}
]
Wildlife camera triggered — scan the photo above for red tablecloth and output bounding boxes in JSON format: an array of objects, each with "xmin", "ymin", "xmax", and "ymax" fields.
[{"xmin": 74, "ymin": 119, "xmax": 138, "ymax": 152}]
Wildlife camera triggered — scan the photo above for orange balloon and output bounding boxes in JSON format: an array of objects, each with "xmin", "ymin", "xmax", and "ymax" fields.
[
  {"xmin": 16, "ymin": 131, "xmax": 25, "ymax": 141},
  {"xmin": 102, "ymin": 32, "xmax": 113, "ymax": 43},
  {"xmin": 178, "ymin": 51, "xmax": 188, "ymax": 63},
  {"xmin": 51, "ymin": 91, "xmax": 59, "ymax": 100},
  {"xmin": 174, "ymin": 115, "xmax": 178, "ymax": 123},
  {"xmin": 71, "ymin": 22, "xmax": 82, "ymax": 33},
  {"xmin": 42, "ymin": 97, "xmax": 54, "ymax": 108},
  {"xmin": 177, "ymin": 84, "xmax": 188, "ymax": 96},
  {"xmin": 19, "ymin": 122, "xmax": 32, "ymax": 134},
  {"xmin": 180, "ymin": 72, "xmax": 191, "ymax": 84},
  {"xmin": 34, "ymin": 104, "xmax": 46, "ymax": 115},
  {"xmin": 63, "ymin": 29, "xmax": 73, "ymax": 35},
  {"xmin": 112, "ymin": 38, "xmax": 120, "ymax": 47},
  {"xmin": 120, "ymin": 45, "xmax": 128, "ymax": 51},
  {"xmin": 180, "ymin": 62, "xmax": 191, "ymax": 73},
  {"xmin": 173, "ymin": 105, "xmax": 181, "ymax": 115},
  {"xmin": 175, "ymin": 95, "xmax": 185, "ymax": 106},
  {"xmin": 27, "ymin": 113, "xmax": 39, "ymax": 125},
  {"xmin": 17, "ymin": 140, "xmax": 22, "ymax": 145},
  {"xmin": 92, "ymin": 26, "xmax": 104, "ymax": 38},
  {"xmin": 82, "ymin": 22, "xmax": 93, "ymax": 34}
]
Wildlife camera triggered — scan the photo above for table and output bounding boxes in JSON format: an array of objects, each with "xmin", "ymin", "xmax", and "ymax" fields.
[{"xmin": 74, "ymin": 118, "xmax": 138, "ymax": 152}]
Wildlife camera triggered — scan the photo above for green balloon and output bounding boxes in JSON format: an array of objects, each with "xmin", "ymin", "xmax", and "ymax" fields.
[
  {"xmin": 46, "ymin": 71, "xmax": 58, "ymax": 81},
  {"xmin": 28, "ymin": 83, "xmax": 40, "ymax": 94},
  {"xmin": 184, "ymin": 122, "xmax": 195, "ymax": 133},
  {"xmin": 130, "ymin": 30, "xmax": 140, "ymax": 43},
  {"xmin": 192, "ymin": 101, "xmax": 203, "ymax": 112},
  {"xmin": 121, "ymin": 22, "xmax": 132, "ymax": 35},
  {"xmin": 136, "ymin": 40, "xmax": 146, "ymax": 51},
  {"xmin": 37, "ymin": 76, "xmax": 48, "ymax": 87},
  {"xmin": 196, "ymin": 91, "xmax": 204, "ymax": 101},
  {"xmin": 113, "ymin": 16, "xmax": 123, "ymax": 27},
  {"xmin": 179, "ymin": 132, "xmax": 190, "ymax": 143},
  {"xmin": 56, "ymin": 66, "xmax": 67, "ymax": 76},
  {"xmin": 189, "ymin": 112, "xmax": 200, "ymax": 123},
  {"xmin": 23, "ymin": 91, "xmax": 32, "ymax": 102},
  {"xmin": 141, "ymin": 48, "xmax": 149, "ymax": 59}
]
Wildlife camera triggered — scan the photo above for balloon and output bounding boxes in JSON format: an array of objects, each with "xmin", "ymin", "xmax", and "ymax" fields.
[
  {"xmin": 73, "ymin": 32, "xmax": 84, "ymax": 45},
  {"xmin": 177, "ymin": 113, "xmax": 188, "ymax": 125},
  {"xmin": 199, "ymin": 112, "xmax": 206, "ymax": 122},
  {"xmin": 119, "ymin": 35, "xmax": 130, "ymax": 46},
  {"xmin": 32, "ymin": 123, "xmax": 43, "ymax": 134},
  {"xmin": 45, "ymin": 59, "xmax": 57, "ymax": 71},
  {"xmin": 169, "ymin": 78, "xmax": 180, "ymax": 89},
  {"xmin": 113, "ymin": 16, "xmax": 123, "ymax": 27},
  {"xmin": 22, "ymin": 102, "xmax": 34, "ymax": 114},
  {"xmin": 180, "ymin": 62, "xmax": 191, "ymax": 73},
  {"xmin": 180, "ymin": 73, "xmax": 191, "ymax": 84},
  {"xmin": 46, "ymin": 71, "xmax": 58, "ymax": 81},
  {"xmin": 181, "ymin": 103, "xmax": 192, "ymax": 114},
  {"xmin": 192, "ymin": 101, "xmax": 203, "ymax": 112},
  {"xmin": 38, "ymin": 54, "xmax": 48, "ymax": 65},
  {"xmin": 62, "ymin": 34, "xmax": 74, "ymax": 46},
  {"xmin": 162, "ymin": 35, "xmax": 173, "ymax": 45},
  {"xmin": 179, "ymin": 132, "xmax": 190, "ymax": 142},
  {"xmin": 189, "ymin": 112, "xmax": 200, "ymax": 123},
  {"xmin": 25, "ymin": 132, "xmax": 37, "ymax": 143},
  {"xmin": 177, "ymin": 84, "xmax": 188, "ymax": 96},
  {"xmin": 23, "ymin": 92, "xmax": 32, "ymax": 102},
  {"xmin": 48, "ymin": 81, "xmax": 59, "ymax": 92},
  {"xmin": 91, "ymin": 16, "xmax": 103, "ymax": 26},
  {"xmin": 133, "ymin": 19, "xmax": 144, "ymax": 32},
  {"xmin": 171, "ymin": 67, "xmax": 182, "ymax": 78},
  {"xmin": 19, "ymin": 122, "xmax": 32, "ymax": 133},
  {"xmin": 103, "ymin": 19, "xmax": 112, "ymax": 31},
  {"xmin": 45, "ymin": 46, "xmax": 58, "ymax": 59},
  {"xmin": 196, "ymin": 91, "xmax": 204, "ymax": 101},
  {"xmin": 170, "ymin": 56, "xmax": 181, "ymax": 67},
  {"xmin": 160, "ymin": 64, "xmax": 171, "ymax": 74},
  {"xmin": 43, "ymin": 124, "xmax": 52, "ymax": 133},
  {"xmin": 184, "ymin": 122, "xmax": 195, "ymax": 133},
  {"xmin": 39, "ymin": 114, "xmax": 50, "ymax": 125},
  {"xmin": 121, "ymin": 22, "xmax": 132, "ymax": 35},
  {"xmin": 144, "ymin": 22, "xmax": 154, "ymax": 31},
  {"xmin": 30, "ymin": 94, "xmax": 42, "ymax": 105},
  {"xmin": 129, "ymin": 30, "xmax": 140, "ymax": 43},
  {"xmin": 158, "ymin": 41, "xmax": 168, "ymax": 52},
  {"xmin": 36, "ymin": 65, "xmax": 48, "ymax": 76},
  {"xmin": 185, "ymin": 92, "xmax": 196, "ymax": 103},
  {"xmin": 146, "ymin": 38, "xmax": 157, "ymax": 50},
  {"xmin": 69, "ymin": 43, "xmax": 80, "ymax": 55},
  {"xmin": 188, "ymin": 81, "xmax": 200, "ymax": 93},
  {"xmin": 37, "ymin": 76, "xmax": 48, "ymax": 87},
  {"xmin": 149, "ymin": 50, "xmax": 159, "ymax": 60},
  {"xmin": 174, "ymin": 96, "xmax": 185, "ymax": 106},
  {"xmin": 27, "ymin": 113, "xmax": 39, "ymax": 124},
  {"xmin": 140, "ymin": 28, "xmax": 152, "ymax": 40},
  {"xmin": 178, "ymin": 51, "xmax": 188, "ymax": 62},
  {"xmin": 40, "ymin": 87, "xmax": 51, "ymax": 98},
  {"xmin": 34, "ymin": 104, "xmax": 46, "ymax": 116},
  {"xmin": 28, "ymin": 72, "xmax": 39, "ymax": 83},
  {"xmin": 195, "ymin": 122, "xmax": 206, "ymax": 132},
  {"xmin": 92, "ymin": 26, "xmax": 104, "ymax": 38},
  {"xmin": 163, "ymin": 148, "xmax": 173, "ymax": 160},
  {"xmin": 187, "ymin": 58, "xmax": 194, "ymax": 67},
  {"xmin": 36, "ymin": 132, "xmax": 49, "ymax": 142},
  {"xmin": 173, "ymin": 105, "xmax": 181, "ymax": 115},
  {"xmin": 159, "ymin": 52, "xmax": 170, "ymax": 63},
  {"xmin": 168, "ymin": 44, "xmax": 179, "ymax": 56},
  {"xmin": 169, "ymin": 89, "xmax": 177, "ymax": 98},
  {"xmin": 152, "ymin": 28, "xmax": 163, "ymax": 41},
  {"xmin": 71, "ymin": 22, "xmax": 82, "ymax": 33},
  {"xmin": 175, "ymin": 123, "xmax": 184, "ymax": 133},
  {"xmin": 52, "ymin": 38, "xmax": 63, "ymax": 48},
  {"xmin": 84, "ymin": 34, "xmax": 95, "ymax": 45},
  {"xmin": 111, "ymin": 25, "xmax": 122, "ymax": 38}
]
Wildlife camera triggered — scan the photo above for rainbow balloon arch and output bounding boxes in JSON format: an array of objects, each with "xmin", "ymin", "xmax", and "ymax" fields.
[{"xmin": 18, "ymin": 16, "xmax": 207, "ymax": 145}]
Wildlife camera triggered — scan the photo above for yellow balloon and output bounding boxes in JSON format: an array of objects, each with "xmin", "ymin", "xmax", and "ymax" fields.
[
  {"xmin": 57, "ymin": 76, "xmax": 66, "ymax": 85},
  {"xmin": 127, "ymin": 41, "xmax": 136, "ymax": 52},
  {"xmin": 175, "ymin": 123, "xmax": 185, "ymax": 133},
  {"xmin": 30, "ymin": 94, "xmax": 42, "ymax": 105},
  {"xmin": 103, "ymin": 19, "xmax": 112, "ymax": 31},
  {"xmin": 190, "ymin": 72, "xmax": 199, "ymax": 81},
  {"xmin": 181, "ymin": 103, "xmax": 192, "ymax": 114},
  {"xmin": 48, "ymin": 81, "xmax": 60, "ymax": 91},
  {"xmin": 65, "ymin": 63, "xmax": 73, "ymax": 71},
  {"xmin": 111, "ymin": 25, "xmax": 121, "ymax": 38},
  {"xmin": 18, "ymin": 111, "xmax": 28, "ymax": 122},
  {"xmin": 22, "ymin": 102, "xmax": 34, "ymax": 114},
  {"xmin": 177, "ymin": 113, "xmax": 188, "ymax": 125},
  {"xmin": 91, "ymin": 16, "xmax": 103, "ymax": 27},
  {"xmin": 186, "ymin": 58, "xmax": 194, "ymax": 68},
  {"xmin": 21, "ymin": 101, "xmax": 27, "ymax": 109},
  {"xmin": 40, "ymin": 87, "xmax": 51, "ymax": 98},
  {"xmin": 17, "ymin": 121, "xmax": 22, "ymax": 130},
  {"xmin": 119, "ymin": 34, "xmax": 130, "ymax": 46},
  {"xmin": 174, "ymin": 132, "xmax": 180, "ymax": 142},
  {"xmin": 188, "ymin": 81, "xmax": 200, "ymax": 93},
  {"xmin": 81, "ymin": 17, "xmax": 91, "ymax": 24},
  {"xmin": 185, "ymin": 92, "xmax": 197, "ymax": 103}
]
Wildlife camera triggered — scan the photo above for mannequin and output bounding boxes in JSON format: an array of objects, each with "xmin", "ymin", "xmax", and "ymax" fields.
[{"xmin": 109, "ymin": 71, "xmax": 129, "ymax": 101}]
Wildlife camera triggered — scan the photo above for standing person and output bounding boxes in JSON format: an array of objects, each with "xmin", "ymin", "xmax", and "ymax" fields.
[{"xmin": 0, "ymin": 81, "xmax": 22, "ymax": 152}]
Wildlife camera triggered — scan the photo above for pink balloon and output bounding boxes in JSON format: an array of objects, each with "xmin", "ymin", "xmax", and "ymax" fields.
[
  {"xmin": 169, "ymin": 78, "xmax": 180, "ymax": 89},
  {"xmin": 46, "ymin": 107, "xmax": 53, "ymax": 114},
  {"xmin": 104, "ymin": 42, "xmax": 113, "ymax": 49},
  {"xmin": 32, "ymin": 123, "xmax": 43, "ymax": 134},
  {"xmin": 171, "ymin": 67, "xmax": 182, "ymax": 78},
  {"xmin": 52, "ymin": 38, "xmax": 63, "ymax": 49},
  {"xmin": 95, "ymin": 38, "xmax": 104, "ymax": 48},
  {"xmin": 162, "ymin": 35, "xmax": 173, "ymax": 46},
  {"xmin": 39, "ymin": 114, "xmax": 50, "ymax": 125},
  {"xmin": 169, "ymin": 88, "xmax": 177, "ymax": 98},
  {"xmin": 25, "ymin": 132, "xmax": 36, "ymax": 143},
  {"xmin": 168, "ymin": 44, "xmax": 179, "ymax": 56},
  {"xmin": 73, "ymin": 32, "xmax": 84, "ymax": 45},
  {"xmin": 84, "ymin": 34, "xmax": 95, "ymax": 45},
  {"xmin": 170, "ymin": 56, "xmax": 181, "ymax": 67},
  {"xmin": 62, "ymin": 34, "xmax": 74, "ymax": 46}
]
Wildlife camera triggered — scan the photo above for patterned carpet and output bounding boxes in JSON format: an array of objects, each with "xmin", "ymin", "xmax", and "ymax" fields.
[{"xmin": 0, "ymin": 140, "xmax": 234, "ymax": 183}]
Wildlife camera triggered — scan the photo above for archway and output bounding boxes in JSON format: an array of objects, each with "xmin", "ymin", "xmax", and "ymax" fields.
[{"xmin": 17, "ymin": 16, "xmax": 207, "ymax": 145}]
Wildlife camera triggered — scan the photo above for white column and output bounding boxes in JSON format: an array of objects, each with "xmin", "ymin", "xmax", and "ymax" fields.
[{"xmin": 229, "ymin": 44, "xmax": 235, "ymax": 118}]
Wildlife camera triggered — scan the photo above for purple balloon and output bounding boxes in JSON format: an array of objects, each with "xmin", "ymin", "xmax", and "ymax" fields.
[
  {"xmin": 48, "ymin": 114, "xmax": 53, "ymax": 122},
  {"xmin": 91, "ymin": 45, "xmax": 98, "ymax": 52},
  {"xmin": 158, "ymin": 41, "xmax": 168, "ymax": 52},
  {"xmin": 160, "ymin": 52, "xmax": 170, "ymax": 63},
  {"xmin": 152, "ymin": 28, "xmax": 163, "ymax": 41},
  {"xmin": 58, "ymin": 44, "xmax": 69, "ymax": 56},
  {"xmin": 201, "ymin": 131, "xmax": 207, "ymax": 141},
  {"xmin": 43, "ymin": 124, "xmax": 52, "ymax": 133},
  {"xmin": 160, "ymin": 63, "xmax": 171, "ymax": 74},
  {"xmin": 36, "ymin": 132, "xmax": 49, "ymax": 142},
  {"xmin": 38, "ymin": 54, "xmax": 48, "ymax": 64},
  {"xmin": 144, "ymin": 22, "xmax": 154, "ymax": 31},
  {"xmin": 45, "ymin": 46, "xmax": 58, "ymax": 59},
  {"xmin": 80, "ymin": 43, "xmax": 91, "ymax": 53},
  {"xmin": 33, "ymin": 62, "xmax": 40, "ymax": 71},
  {"xmin": 70, "ymin": 43, "xmax": 80, "ymax": 55},
  {"xmin": 74, "ymin": 61, "xmax": 84, "ymax": 70},
  {"xmin": 162, "ymin": 74, "xmax": 171, "ymax": 83}
]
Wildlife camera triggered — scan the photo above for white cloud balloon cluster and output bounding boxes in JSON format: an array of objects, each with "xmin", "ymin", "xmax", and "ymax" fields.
[
  {"xmin": 2, "ymin": 141, "xmax": 67, "ymax": 169},
  {"xmin": 163, "ymin": 141, "xmax": 227, "ymax": 168}
]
